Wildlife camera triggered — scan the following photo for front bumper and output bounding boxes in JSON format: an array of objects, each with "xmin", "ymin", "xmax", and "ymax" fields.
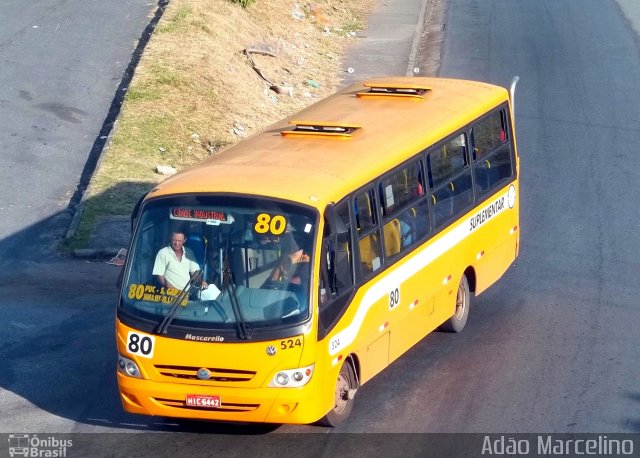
[{"xmin": 117, "ymin": 371, "xmax": 329, "ymax": 424}]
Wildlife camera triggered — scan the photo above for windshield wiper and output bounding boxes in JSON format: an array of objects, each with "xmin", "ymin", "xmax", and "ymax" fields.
[
  {"xmin": 156, "ymin": 270, "xmax": 203, "ymax": 334},
  {"xmin": 222, "ymin": 241, "xmax": 251, "ymax": 340}
]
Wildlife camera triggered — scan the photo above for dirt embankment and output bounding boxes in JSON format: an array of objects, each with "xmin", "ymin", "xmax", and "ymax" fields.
[{"xmin": 69, "ymin": 0, "xmax": 371, "ymax": 248}]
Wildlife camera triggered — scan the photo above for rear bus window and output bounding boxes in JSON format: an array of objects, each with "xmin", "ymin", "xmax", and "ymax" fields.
[
  {"xmin": 472, "ymin": 109, "xmax": 513, "ymax": 194},
  {"xmin": 473, "ymin": 110, "xmax": 507, "ymax": 160}
]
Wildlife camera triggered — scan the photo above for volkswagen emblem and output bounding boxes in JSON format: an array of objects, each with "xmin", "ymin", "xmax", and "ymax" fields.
[
  {"xmin": 266, "ymin": 345, "xmax": 277, "ymax": 356},
  {"xmin": 196, "ymin": 368, "xmax": 211, "ymax": 380}
]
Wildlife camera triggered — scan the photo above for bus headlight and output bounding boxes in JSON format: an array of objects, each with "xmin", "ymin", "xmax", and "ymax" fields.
[
  {"xmin": 276, "ymin": 373, "xmax": 289, "ymax": 385},
  {"xmin": 118, "ymin": 355, "xmax": 142, "ymax": 378},
  {"xmin": 269, "ymin": 364, "xmax": 314, "ymax": 388}
]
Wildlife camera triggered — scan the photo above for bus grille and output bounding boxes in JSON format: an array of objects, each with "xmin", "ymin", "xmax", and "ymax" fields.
[
  {"xmin": 154, "ymin": 364, "xmax": 256, "ymax": 382},
  {"xmin": 153, "ymin": 397, "xmax": 260, "ymax": 412}
]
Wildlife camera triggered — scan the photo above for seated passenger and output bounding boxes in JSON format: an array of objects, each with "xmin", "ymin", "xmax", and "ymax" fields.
[
  {"xmin": 265, "ymin": 232, "xmax": 311, "ymax": 287},
  {"xmin": 269, "ymin": 246, "xmax": 310, "ymax": 285}
]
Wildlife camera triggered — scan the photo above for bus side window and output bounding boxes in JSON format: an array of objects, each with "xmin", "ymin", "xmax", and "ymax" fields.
[
  {"xmin": 134, "ymin": 221, "xmax": 165, "ymax": 287},
  {"xmin": 318, "ymin": 208, "xmax": 355, "ymax": 338},
  {"xmin": 427, "ymin": 133, "xmax": 473, "ymax": 228},
  {"xmin": 354, "ymin": 188, "xmax": 382, "ymax": 276},
  {"xmin": 473, "ymin": 109, "xmax": 507, "ymax": 160},
  {"xmin": 333, "ymin": 203, "xmax": 354, "ymax": 292},
  {"xmin": 379, "ymin": 160, "xmax": 430, "ymax": 258},
  {"xmin": 472, "ymin": 108, "xmax": 513, "ymax": 194}
]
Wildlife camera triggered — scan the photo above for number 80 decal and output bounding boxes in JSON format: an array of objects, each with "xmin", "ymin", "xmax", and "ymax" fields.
[
  {"xmin": 389, "ymin": 287, "xmax": 400, "ymax": 310},
  {"xmin": 127, "ymin": 331, "xmax": 155, "ymax": 358},
  {"xmin": 254, "ymin": 213, "xmax": 287, "ymax": 235}
]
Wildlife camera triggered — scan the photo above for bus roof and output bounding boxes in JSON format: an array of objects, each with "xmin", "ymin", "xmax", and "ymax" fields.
[{"xmin": 146, "ymin": 77, "xmax": 509, "ymax": 209}]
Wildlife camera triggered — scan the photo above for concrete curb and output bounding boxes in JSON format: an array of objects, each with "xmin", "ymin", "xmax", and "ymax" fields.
[
  {"xmin": 406, "ymin": 0, "xmax": 433, "ymax": 76},
  {"xmin": 74, "ymin": 247, "xmax": 123, "ymax": 259},
  {"xmin": 64, "ymin": 0, "xmax": 170, "ymax": 252}
]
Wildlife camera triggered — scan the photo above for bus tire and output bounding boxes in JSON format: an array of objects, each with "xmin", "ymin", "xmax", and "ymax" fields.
[
  {"xmin": 317, "ymin": 361, "xmax": 356, "ymax": 427},
  {"xmin": 440, "ymin": 274, "xmax": 470, "ymax": 333}
]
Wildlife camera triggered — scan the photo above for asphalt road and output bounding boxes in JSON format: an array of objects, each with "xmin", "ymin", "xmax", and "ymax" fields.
[
  {"xmin": 0, "ymin": 0, "xmax": 156, "ymax": 263},
  {"xmin": 430, "ymin": 0, "xmax": 640, "ymax": 432},
  {"xmin": 0, "ymin": 0, "xmax": 160, "ymax": 434},
  {"xmin": 1, "ymin": 0, "xmax": 639, "ymax": 454}
]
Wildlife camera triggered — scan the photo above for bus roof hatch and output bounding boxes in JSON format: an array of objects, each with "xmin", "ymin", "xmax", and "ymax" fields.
[
  {"xmin": 356, "ymin": 82, "xmax": 431, "ymax": 99},
  {"xmin": 281, "ymin": 121, "xmax": 362, "ymax": 138}
]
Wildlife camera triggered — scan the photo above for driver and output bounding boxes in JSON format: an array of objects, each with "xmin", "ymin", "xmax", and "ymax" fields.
[{"xmin": 153, "ymin": 229, "xmax": 208, "ymax": 291}]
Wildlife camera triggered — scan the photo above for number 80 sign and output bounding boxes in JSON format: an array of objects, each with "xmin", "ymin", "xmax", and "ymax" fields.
[{"xmin": 126, "ymin": 331, "xmax": 155, "ymax": 358}]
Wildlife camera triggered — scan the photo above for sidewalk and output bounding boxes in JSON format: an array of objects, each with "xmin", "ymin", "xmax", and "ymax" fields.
[
  {"xmin": 342, "ymin": 0, "xmax": 431, "ymax": 84},
  {"xmin": 79, "ymin": 0, "xmax": 432, "ymax": 258}
]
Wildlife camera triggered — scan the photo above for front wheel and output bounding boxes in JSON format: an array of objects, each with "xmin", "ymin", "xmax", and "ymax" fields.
[
  {"xmin": 440, "ymin": 274, "xmax": 471, "ymax": 333},
  {"xmin": 317, "ymin": 361, "xmax": 356, "ymax": 427}
]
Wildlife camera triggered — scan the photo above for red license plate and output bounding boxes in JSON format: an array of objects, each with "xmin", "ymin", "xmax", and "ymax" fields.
[{"xmin": 185, "ymin": 395, "xmax": 221, "ymax": 408}]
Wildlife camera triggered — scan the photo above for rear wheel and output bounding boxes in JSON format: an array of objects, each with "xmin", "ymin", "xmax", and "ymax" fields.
[
  {"xmin": 317, "ymin": 361, "xmax": 356, "ymax": 427},
  {"xmin": 440, "ymin": 274, "xmax": 470, "ymax": 333}
]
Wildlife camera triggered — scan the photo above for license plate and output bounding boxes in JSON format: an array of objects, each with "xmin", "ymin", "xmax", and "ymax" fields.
[{"xmin": 185, "ymin": 395, "xmax": 221, "ymax": 408}]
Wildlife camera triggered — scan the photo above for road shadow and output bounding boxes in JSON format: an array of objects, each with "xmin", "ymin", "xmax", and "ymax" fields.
[
  {"xmin": 0, "ymin": 182, "xmax": 285, "ymax": 435},
  {"xmin": 624, "ymin": 392, "xmax": 640, "ymax": 432}
]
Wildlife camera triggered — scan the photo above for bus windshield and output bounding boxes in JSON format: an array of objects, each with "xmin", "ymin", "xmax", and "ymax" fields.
[{"xmin": 120, "ymin": 195, "xmax": 317, "ymax": 334}]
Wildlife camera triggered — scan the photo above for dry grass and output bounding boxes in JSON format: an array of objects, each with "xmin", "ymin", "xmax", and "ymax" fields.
[{"xmin": 71, "ymin": 0, "xmax": 371, "ymax": 248}]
